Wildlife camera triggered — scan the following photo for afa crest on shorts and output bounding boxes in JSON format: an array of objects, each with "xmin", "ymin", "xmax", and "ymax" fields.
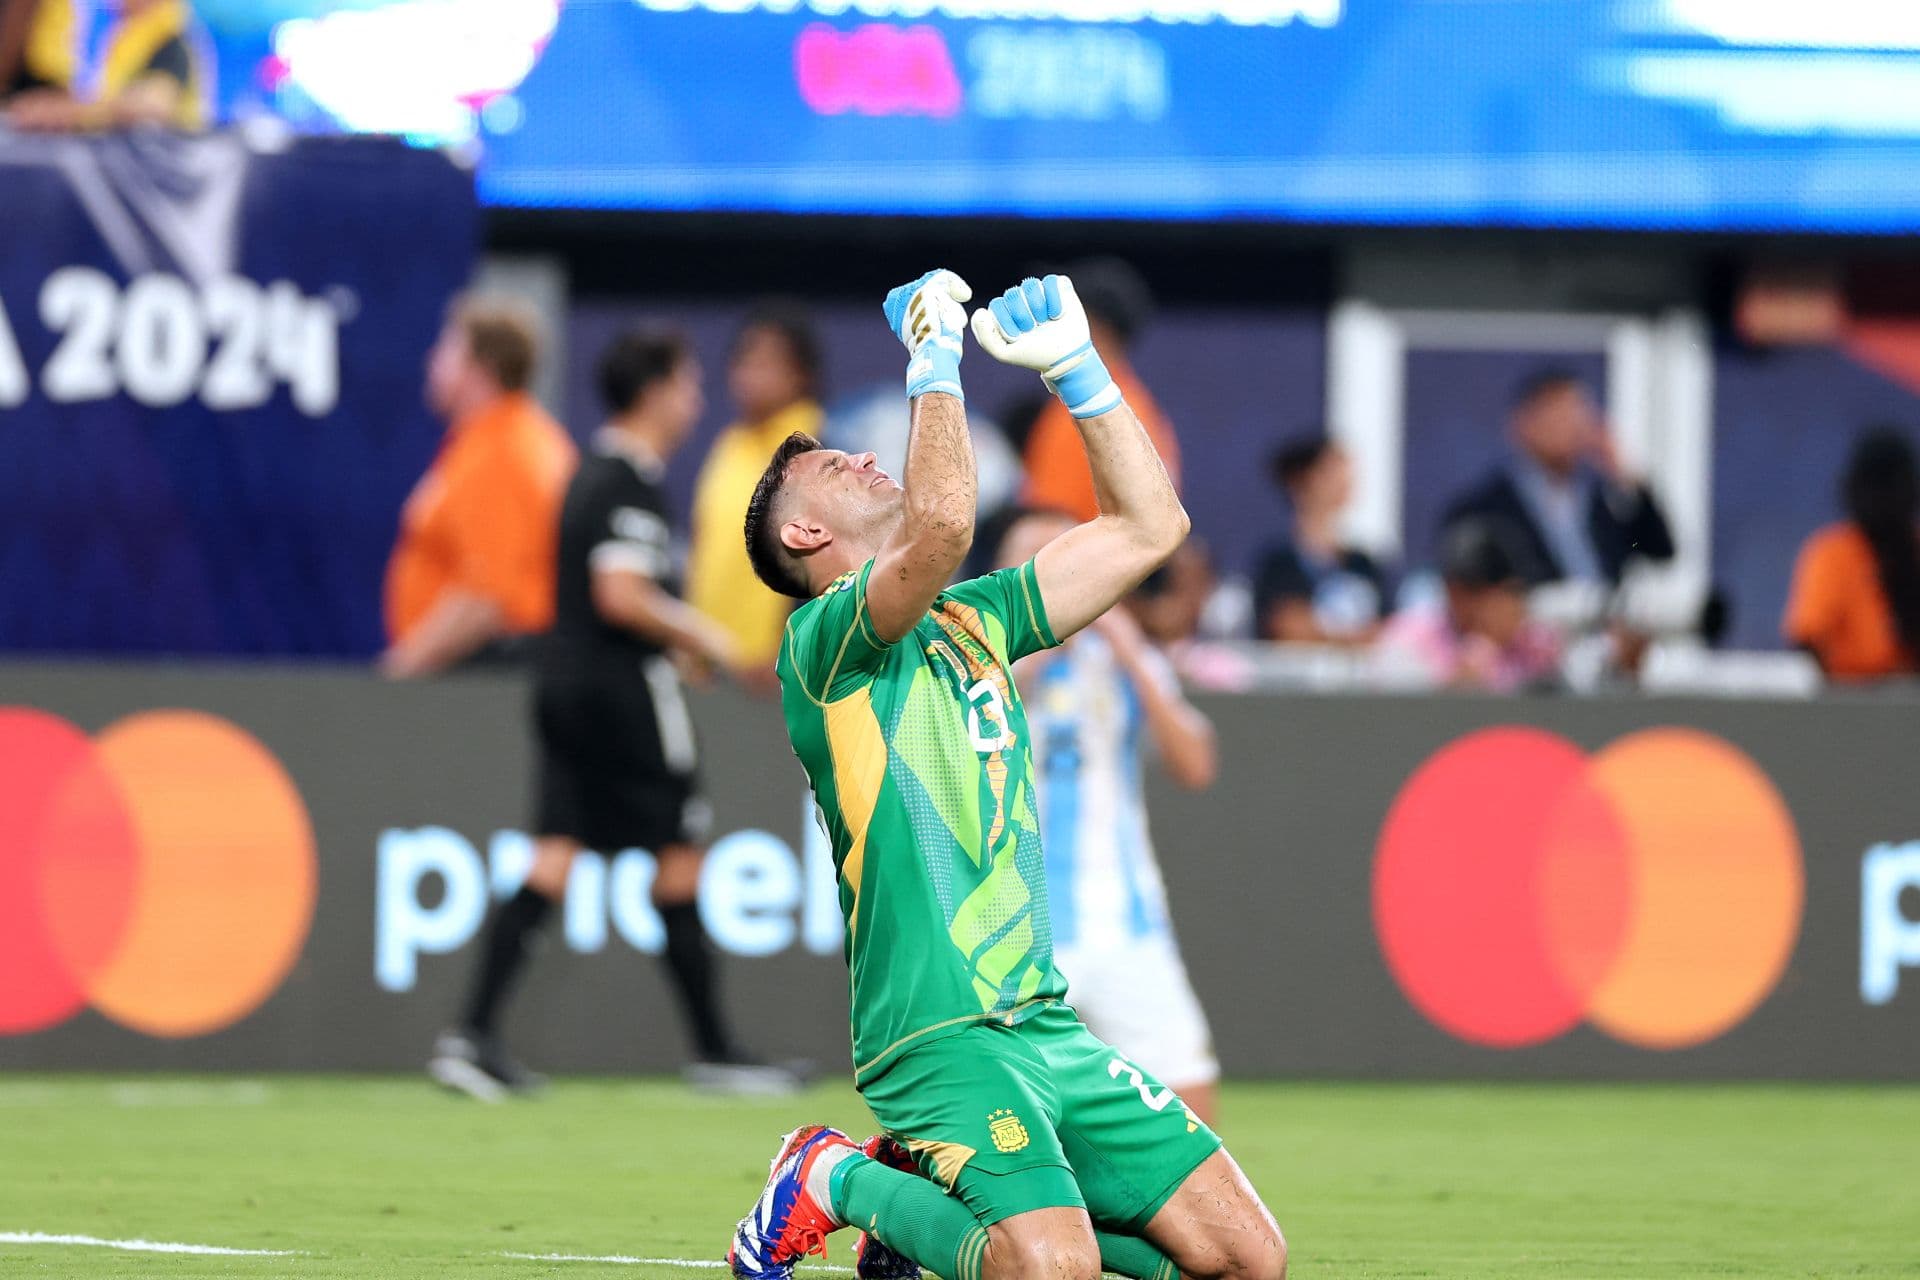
[{"xmin": 987, "ymin": 1108, "xmax": 1030, "ymax": 1153}]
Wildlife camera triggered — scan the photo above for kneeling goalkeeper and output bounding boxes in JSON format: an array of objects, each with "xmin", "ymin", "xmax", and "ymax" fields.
[{"xmin": 725, "ymin": 269, "xmax": 1287, "ymax": 1280}]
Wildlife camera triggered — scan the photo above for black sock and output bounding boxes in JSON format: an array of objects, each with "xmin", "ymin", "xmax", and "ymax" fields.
[
  {"xmin": 460, "ymin": 885, "xmax": 554, "ymax": 1037},
  {"xmin": 658, "ymin": 900, "xmax": 731, "ymax": 1060}
]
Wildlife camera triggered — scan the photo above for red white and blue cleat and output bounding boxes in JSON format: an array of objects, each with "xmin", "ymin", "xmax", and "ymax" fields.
[
  {"xmin": 852, "ymin": 1135, "xmax": 922, "ymax": 1280},
  {"xmin": 727, "ymin": 1125, "xmax": 855, "ymax": 1280}
]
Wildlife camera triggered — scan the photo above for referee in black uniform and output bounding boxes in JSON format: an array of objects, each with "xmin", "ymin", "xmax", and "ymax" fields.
[{"xmin": 432, "ymin": 329, "xmax": 789, "ymax": 1097}]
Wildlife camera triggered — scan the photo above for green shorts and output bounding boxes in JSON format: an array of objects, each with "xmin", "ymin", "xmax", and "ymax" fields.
[{"xmin": 859, "ymin": 1002, "xmax": 1222, "ymax": 1230}]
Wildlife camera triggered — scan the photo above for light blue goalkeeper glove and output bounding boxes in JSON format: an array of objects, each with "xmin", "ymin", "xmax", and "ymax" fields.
[
  {"xmin": 970, "ymin": 274, "xmax": 1120, "ymax": 419},
  {"xmin": 882, "ymin": 268, "xmax": 972, "ymax": 400}
]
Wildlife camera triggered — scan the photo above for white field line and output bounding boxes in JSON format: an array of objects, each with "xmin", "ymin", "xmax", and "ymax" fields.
[
  {"xmin": 502, "ymin": 1254, "xmax": 855, "ymax": 1273},
  {"xmin": 0, "ymin": 1230, "xmax": 301, "ymax": 1257}
]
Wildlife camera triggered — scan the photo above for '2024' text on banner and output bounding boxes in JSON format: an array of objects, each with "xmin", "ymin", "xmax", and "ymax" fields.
[{"xmin": 0, "ymin": 131, "xmax": 477, "ymax": 658}]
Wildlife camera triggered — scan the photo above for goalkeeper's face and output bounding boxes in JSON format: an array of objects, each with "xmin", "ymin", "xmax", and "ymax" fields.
[{"xmin": 783, "ymin": 448, "xmax": 907, "ymax": 554}]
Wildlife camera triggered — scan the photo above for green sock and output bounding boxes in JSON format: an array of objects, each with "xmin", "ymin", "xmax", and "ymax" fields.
[
  {"xmin": 830, "ymin": 1155, "xmax": 991, "ymax": 1280},
  {"xmin": 1094, "ymin": 1229, "xmax": 1180, "ymax": 1280}
]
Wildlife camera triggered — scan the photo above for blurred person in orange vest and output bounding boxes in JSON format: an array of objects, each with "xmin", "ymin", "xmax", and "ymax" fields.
[
  {"xmin": 1021, "ymin": 257, "xmax": 1180, "ymax": 521},
  {"xmin": 381, "ymin": 295, "xmax": 576, "ymax": 678},
  {"xmin": 686, "ymin": 301, "xmax": 824, "ymax": 680},
  {"xmin": 2, "ymin": 0, "xmax": 205, "ymax": 132},
  {"xmin": 1784, "ymin": 427, "xmax": 1920, "ymax": 681}
]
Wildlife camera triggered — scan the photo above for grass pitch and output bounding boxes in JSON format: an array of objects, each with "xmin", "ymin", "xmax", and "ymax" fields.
[{"xmin": 1, "ymin": 1076, "xmax": 1913, "ymax": 1278}]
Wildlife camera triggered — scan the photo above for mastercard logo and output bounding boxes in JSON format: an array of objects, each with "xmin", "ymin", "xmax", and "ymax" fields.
[
  {"xmin": 1373, "ymin": 726, "xmax": 1803, "ymax": 1051},
  {"xmin": 0, "ymin": 708, "xmax": 317, "ymax": 1038}
]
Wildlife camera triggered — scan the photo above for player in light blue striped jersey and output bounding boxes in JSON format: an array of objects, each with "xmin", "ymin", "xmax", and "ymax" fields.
[{"xmin": 998, "ymin": 509, "xmax": 1221, "ymax": 1124}]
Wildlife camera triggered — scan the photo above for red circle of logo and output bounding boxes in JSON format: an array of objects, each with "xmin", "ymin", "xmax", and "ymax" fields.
[{"xmin": 0, "ymin": 708, "xmax": 317, "ymax": 1038}]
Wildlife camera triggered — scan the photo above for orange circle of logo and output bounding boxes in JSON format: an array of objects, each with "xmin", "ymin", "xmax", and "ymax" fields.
[
  {"xmin": 1372, "ymin": 726, "xmax": 1803, "ymax": 1050},
  {"xmin": 0, "ymin": 707, "xmax": 317, "ymax": 1038}
]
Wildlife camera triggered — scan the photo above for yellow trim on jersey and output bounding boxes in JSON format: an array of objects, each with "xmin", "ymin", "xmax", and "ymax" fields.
[
  {"xmin": 852, "ymin": 997, "xmax": 1057, "ymax": 1083},
  {"xmin": 782, "ymin": 562, "xmax": 887, "ymax": 710},
  {"xmin": 823, "ymin": 686, "xmax": 887, "ymax": 929},
  {"xmin": 1016, "ymin": 560, "xmax": 1050, "ymax": 651},
  {"xmin": 904, "ymin": 1138, "xmax": 979, "ymax": 1190},
  {"xmin": 855, "ymin": 591, "xmax": 888, "ymax": 650}
]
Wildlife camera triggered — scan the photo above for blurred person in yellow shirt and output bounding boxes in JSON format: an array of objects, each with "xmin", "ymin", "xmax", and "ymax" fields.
[
  {"xmin": 2, "ymin": 0, "xmax": 205, "ymax": 132},
  {"xmin": 686, "ymin": 302, "xmax": 823, "ymax": 678}
]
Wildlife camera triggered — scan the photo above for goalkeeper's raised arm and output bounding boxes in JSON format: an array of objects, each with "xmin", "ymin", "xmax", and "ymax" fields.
[
  {"xmin": 971, "ymin": 274, "xmax": 1190, "ymax": 640},
  {"xmin": 741, "ymin": 269, "xmax": 980, "ymax": 641},
  {"xmin": 865, "ymin": 269, "xmax": 980, "ymax": 641}
]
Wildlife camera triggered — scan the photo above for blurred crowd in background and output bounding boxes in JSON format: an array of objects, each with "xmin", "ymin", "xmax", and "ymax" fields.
[
  {"xmin": 377, "ymin": 267, "xmax": 1920, "ymax": 699},
  {"xmin": 6, "ymin": 0, "xmax": 1920, "ymax": 699}
]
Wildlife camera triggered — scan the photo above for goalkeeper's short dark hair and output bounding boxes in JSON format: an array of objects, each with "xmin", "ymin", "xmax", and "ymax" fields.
[{"xmin": 745, "ymin": 432, "xmax": 823, "ymax": 599}]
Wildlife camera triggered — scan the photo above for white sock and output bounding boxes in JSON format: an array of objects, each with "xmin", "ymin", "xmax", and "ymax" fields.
[{"xmin": 805, "ymin": 1143, "xmax": 860, "ymax": 1224}]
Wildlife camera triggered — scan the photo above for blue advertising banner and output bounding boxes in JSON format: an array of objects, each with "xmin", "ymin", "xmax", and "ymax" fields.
[
  {"xmin": 0, "ymin": 131, "xmax": 477, "ymax": 657},
  {"xmin": 196, "ymin": 0, "xmax": 1920, "ymax": 231}
]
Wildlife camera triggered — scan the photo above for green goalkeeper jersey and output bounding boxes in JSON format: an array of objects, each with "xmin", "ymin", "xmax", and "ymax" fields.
[{"xmin": 778, "ymin": 557, "xmax": 1066, "ymax": 1084}]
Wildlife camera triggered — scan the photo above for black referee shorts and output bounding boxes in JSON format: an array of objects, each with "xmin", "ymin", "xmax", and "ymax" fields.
[{"xmin": 533, "ymin": 656, "xmax": 711, "ymax": 854}]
